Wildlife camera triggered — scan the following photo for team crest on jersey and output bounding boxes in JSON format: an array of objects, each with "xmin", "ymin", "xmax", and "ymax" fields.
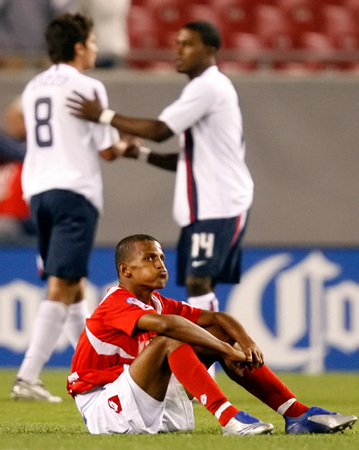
[
  {"xmin": 108, "ymin": 395, "xmax": 122, "ymax": 414},
  {"xmin": 126, "ymin": 297, "xmax": 154, "ymax": 311}
]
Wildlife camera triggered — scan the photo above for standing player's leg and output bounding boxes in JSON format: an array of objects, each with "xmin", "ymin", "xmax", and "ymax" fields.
[
  {"xmin": 11, "ymin": 190, "xmax": 97, "ymax": 402},
  {"xmin": 179, "ymin": 216, "xmax": 247, "ymax": 377},
  {"xmin": 13, "ymin": 276, "xmax": 84, "ymax": 402}
]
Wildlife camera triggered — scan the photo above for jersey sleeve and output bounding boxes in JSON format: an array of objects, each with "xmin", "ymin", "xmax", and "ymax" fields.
[
  {"xmin": 157, "ymin": 293, "xmax": 202, "ymax": 323},
  {"xmin": 90, "ymin": 80, "xmax": 120, "ymax": 151},
  {"xmin": 158, "ymin": 77, "xmax": 216, "ymax": 134}
]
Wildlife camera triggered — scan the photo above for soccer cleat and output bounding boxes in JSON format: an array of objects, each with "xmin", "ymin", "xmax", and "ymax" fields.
[
  {"xmin": 222, "ymin": 411, "xmax": 274, "ymax": 435},
  {"xmin": 10, "ymin": 378, "xmax": 62, "ymax": 403},
  {"xmin": 285, "ymin": 406, "xmax": 357, "ymax": 434}
]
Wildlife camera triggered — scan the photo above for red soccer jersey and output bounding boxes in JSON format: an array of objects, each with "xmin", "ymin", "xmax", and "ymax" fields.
[{"xmin": 67, "ymin": 286, "xmax": 201, "ymax": 396}]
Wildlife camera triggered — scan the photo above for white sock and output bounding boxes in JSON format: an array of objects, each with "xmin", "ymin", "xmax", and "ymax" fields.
[
  {"xmin": 277, "ymin": 398, "xmax": 297, "ymax": 416},
  {"xmin": 63, "ymin": 299, "xmax": 90, "ymax": 349},
  {"xmin": 17, "ymin": 300, "xmax": 68, "ymax": 383},
  {"xmin": 187, "ymin": 292, "xmax": 219, "ymax": 312}
]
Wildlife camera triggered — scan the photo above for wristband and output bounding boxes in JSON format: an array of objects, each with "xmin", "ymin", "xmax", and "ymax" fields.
[
  {"xmin": 138, "ymin": 146, "xmax": 151, "ymax": 163},
  {"xmin": 99, "ymin": 109, "xmax": 116, "ymax": 124}
]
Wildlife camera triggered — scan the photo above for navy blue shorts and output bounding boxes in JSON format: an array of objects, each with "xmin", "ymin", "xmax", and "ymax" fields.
[
  {"xmin": 30, "ymin": 189, "xmax": 98, "ymax": 280},
  {"xmin": 177, "ymin": 214, "xmax": 249, "ymax": 286}
]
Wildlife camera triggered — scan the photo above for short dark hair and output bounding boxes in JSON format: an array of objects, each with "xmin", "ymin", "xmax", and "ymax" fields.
[
  {"xmin": 184, "ymin": 21, "xmax": 221, "ymax": 50},
  {"xmin": 45, "ymin": 13, "xmax": 94, "ymax": 63},
  {"xmin": 115, "ymin": 234, "xmax": 159, "ymax": 276}
]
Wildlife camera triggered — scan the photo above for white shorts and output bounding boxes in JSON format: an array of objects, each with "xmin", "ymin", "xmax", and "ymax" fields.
[{"xmin": 74, "ymin": 369, "xmax": 195, "ymax": 434}]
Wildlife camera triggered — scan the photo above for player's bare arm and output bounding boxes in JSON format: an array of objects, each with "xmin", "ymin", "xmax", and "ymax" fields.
[
  {"xmin": 122, "ymin": 146, "xmax": 178, "ymax": 172},
  {"xmin": 67, "ymin": 90, "xmax": 174, "ymax": 142},
  {"xmin": 136, "ymin": 312, "xmax": 247, "ymax": 373},
  {"xmin": 197, "ymin": 310, "xmax": 264, "ymax": 368}
]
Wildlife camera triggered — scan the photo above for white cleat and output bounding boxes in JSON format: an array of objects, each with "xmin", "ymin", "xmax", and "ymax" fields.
[
  {"xmin": 10, "ymin": 379, "xmax": 62, "ymax": 403},
  {"xmin": 223, "ymin": 411, "xmax": 274, "ymax": 435}
]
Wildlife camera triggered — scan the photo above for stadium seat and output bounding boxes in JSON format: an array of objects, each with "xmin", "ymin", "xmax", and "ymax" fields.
[
  {"xmin": 127, "ymin": 6, "xmax": 158, "ymax": 49},
  {"xmin": 131, "ymin": 0, "xmax": 147, "ymax": 5},
  {"xmin": 322, "ymin": 5, "xmax": 359, "ymax": 50},
  {"xmin": 345, "ymin": 0, "xmax": 359, "ymax": 24},
  {"xmin": 277, "ymin": 0, "xmax": 321, "ymax": 39},
  {"xmin": 254, "ymin": 5, "xmax": 294, "ymax": 50},
  {"xmin": 208, "ymin": 0, "xmax": 255, "ymax": 36},
  {"xmin": 251, "ymin": 0, "xmax": 277, "ymax": 4},
  {"xmin": 184, "ymin": 4, "xmax": 223, "ymax": 30},
  {"xmin": 300, "ymin": 31, "xmax": 335, "ymax": 71},
  {"xmin": 220, "ymin": 32, "xmax": 261, "ymax": 71},
  {"xmin": 344, "ymin": 0, "xmax": 359, "ymax": 55},
  {"xmin": 127, "ymin": 6, "xmax": 161, "ymax": 68},
  {"xmin": 320, "ymin": 0, "xmax": 343, "ymax": 4},
  {"xmin": 322, "ymin": 5, "xmax": 359, "ymax": 70},
  {"xmin": 142, "ymin": 0, "xmax": 186, "ymax": 34}
]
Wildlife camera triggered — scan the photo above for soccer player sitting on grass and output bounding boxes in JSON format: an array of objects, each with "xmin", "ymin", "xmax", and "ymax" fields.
[{"xmin": 67, "ymin": 234, "xmax": 357, "ymax": 435}]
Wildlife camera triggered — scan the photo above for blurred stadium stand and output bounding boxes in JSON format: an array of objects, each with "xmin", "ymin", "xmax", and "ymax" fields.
[
  {"xmin": 127, "ymin": 0, "xmax": 359, "ymax": 73},
  {"xmin": 1, "ymin": 0, "xmax": 359, "ymax": 73}
]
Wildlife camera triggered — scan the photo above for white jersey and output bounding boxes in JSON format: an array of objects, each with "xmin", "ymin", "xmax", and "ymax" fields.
[
  {"xmin": 159, "ymin": 66, "xmax": 253, "ymax": 227},
  {"xmin": 21, "ymin": 64, "xmax": 119, "ymax": 213}
]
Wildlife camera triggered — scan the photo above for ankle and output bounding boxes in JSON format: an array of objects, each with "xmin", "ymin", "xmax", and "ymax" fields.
[
  {"xmin": 215, "ymin": 402, "xmax": 240, "ymax": 426},
  {"xmin": 284, "ymin": 401, "xmax": 310, "ymax": 418}
]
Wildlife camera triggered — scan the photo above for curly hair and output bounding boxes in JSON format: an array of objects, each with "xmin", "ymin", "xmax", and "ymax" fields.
[{"xmin": 184, "ymin": 21, "xmax": 221, "ymax": 50}]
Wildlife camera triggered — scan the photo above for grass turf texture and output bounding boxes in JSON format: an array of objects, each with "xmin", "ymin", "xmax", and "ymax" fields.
[{"xmin": 0, "ymin": 369, "xmax": 358, "ymax": 450}]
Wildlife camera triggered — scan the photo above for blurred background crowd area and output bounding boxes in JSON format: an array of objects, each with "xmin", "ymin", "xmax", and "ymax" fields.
[{"xmin": 1, "ymin": 0, "xmax": 359, "ymax": 74}]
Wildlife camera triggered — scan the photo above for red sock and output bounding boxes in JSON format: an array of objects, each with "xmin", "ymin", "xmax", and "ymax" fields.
[
  {"xmin": 238, "ymin": 364, "xmax": 302, "ymax": 412},
  {"xmin": 284, "ymin": 401, "xmax": 309, "ymax": 418},
  {"xmin": 168, "ymin": 343, "xmax": 239, "ymax": 426}
]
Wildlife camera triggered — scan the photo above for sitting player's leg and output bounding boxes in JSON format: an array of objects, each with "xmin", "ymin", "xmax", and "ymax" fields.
[
  {"xmin": 201, "ymin": 322, "xmax": 357, "ymax": 434},
  {"xmin": 128, "ymin": 335, "xmax": 178, "ymax": 401},
  {"xmin": 130, "ymin": 335, "xmax": 273, "ymax": 435}
]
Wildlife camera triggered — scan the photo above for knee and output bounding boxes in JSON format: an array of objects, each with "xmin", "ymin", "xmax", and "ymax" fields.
[
  {"xmin": 152, "ymin": 335, "xmax": 184, "ymax": 355},
  {"xmin": 47, "ymin": 276, "xmax": 83, "ymax": 305}
]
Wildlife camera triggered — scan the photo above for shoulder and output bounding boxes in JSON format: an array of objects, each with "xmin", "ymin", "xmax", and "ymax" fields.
[
  {"xmin": 185, "ymin": 67, "xmax": 231, "ymax": 98},
  {"xmin": 74, "ymin": 71, "xmax": 106, "ymax": 92}
]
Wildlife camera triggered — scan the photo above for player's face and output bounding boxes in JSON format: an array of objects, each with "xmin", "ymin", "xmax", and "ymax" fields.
[
  {"xmin": 175, "ymin": 28, "xmax": 211, "ymax": 79},
  {"xmin": 82, "ymin": 32, "xmax": 98, "ymax": 70},
  {"xmin": 127, "ymin": 240, "xmax": 169, "ymax": 290}
]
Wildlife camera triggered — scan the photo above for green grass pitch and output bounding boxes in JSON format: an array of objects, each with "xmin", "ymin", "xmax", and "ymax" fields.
[{"xmin": 0, "ymin": 369, "xmax": 358, "ymax": 450}]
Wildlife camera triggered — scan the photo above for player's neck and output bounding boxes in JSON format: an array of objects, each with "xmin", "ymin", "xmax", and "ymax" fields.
[
  {"xmin": 187, "ymin": 61, "xmax": 216, "ymax": 80},
  {"xmin": 59, "ymin": 61, "xmax": 79, "ymax": 72},
  {"xmin": 65, "ymin": 58, "xmax": 90, "ymax": 73},
  {"xmin": 119, "ymin": 282, "xmax": 153, "ymax": 304}
]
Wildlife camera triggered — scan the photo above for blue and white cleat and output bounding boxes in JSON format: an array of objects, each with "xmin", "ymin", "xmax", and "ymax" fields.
[
  {"xmin": 285, "ymin": 406, "xmax": 357, "ymax": 434},
  {"xmin": 222, "ymin": 411, "xmax": 274, "ymax": 435}
]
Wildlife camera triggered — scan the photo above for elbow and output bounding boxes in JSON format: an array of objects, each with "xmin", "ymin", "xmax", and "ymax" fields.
[
  {"xmin": 103, "ymin": 153, "xmax": 116, "ymax": 162},
  {"xmin": 213, "ymin": 311, "xmax": 230, "ymax": 326},
  {"xmin": 153, "ymin": 135, "xmax": 167, "ymax": 143},
  {"xmin": 100, "ymin": 148, "xmax": 116, "ymax": 161},
  {"xmin": 157, "ymin": 315, "xmax": 181, "ymax": 336},
  {"xmin": 149, "ymin": 122, "xmax": 173, "ymax": 142}
]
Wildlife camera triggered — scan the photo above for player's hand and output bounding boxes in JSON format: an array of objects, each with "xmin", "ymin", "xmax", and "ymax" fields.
[
  {"xmin": 239, "ymin": 340, "xmax": 264, "ymax": 370},
  {"xmin": 223, "ymin": 346, "xmax": 248, "ymax": 377},
  {"xmin": 121, "ymin": 134, "xmax": 142, "ymax": 159},
  {"xmin": 67, "ymin": 89, "xmax": 103, "ymax": 122}
]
